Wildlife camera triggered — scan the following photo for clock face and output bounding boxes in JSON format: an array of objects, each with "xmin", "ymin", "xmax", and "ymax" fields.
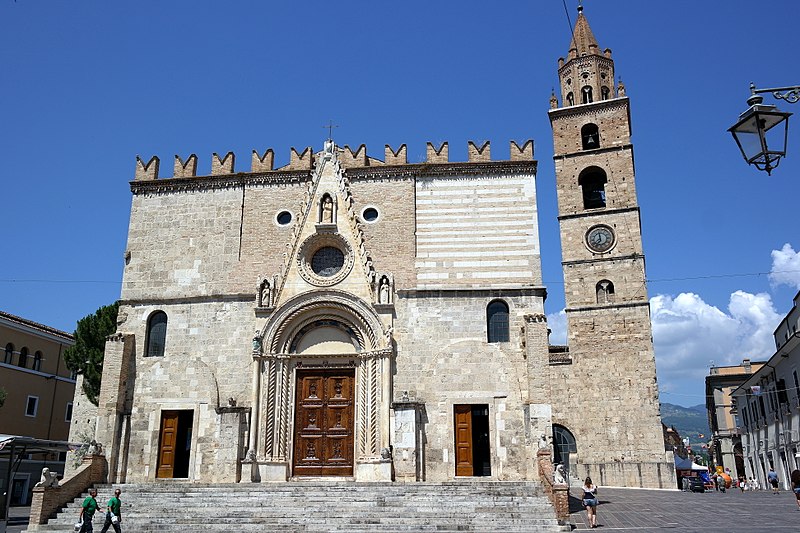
[{"xmin": 586, "ymin": 225, "xmax": 615, "ymax": 253}]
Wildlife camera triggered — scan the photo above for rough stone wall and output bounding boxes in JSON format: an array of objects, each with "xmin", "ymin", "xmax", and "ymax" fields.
[
  {"xmin": 393, "ymin": 290, "xmax": 546, "ymax": 481},
  {"xmin": 63, "ymin": 375, "xmax": 98, "ymax": 479}
]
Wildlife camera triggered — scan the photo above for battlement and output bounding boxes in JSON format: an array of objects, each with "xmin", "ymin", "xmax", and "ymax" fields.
[{"xmin": 132, "ymin": 140, "xmax": 535, "ymax": 180}]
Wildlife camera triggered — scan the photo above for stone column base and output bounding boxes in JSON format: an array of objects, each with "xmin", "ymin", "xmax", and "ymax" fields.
[{"xmin": 356, "ymin": 459, "xmax": 392, "ymax": 481}]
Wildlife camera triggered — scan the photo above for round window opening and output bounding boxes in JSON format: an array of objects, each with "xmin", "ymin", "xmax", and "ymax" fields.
[
  {"xmin": 362, "ymin": 207, "xmax": 379, "ymax": 222},
  {"xmin": 311, "ymin": 247, "xmax": 345, "ymax": 277},
  {"xmin": 277, "ymin": 211, "xmax": 292, "ymax": 225}
]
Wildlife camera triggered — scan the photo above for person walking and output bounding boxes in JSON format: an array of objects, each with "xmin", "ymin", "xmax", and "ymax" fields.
[
  {"xmin": 791, "ymin": 470, "xmax": 800, "ymax": 510},
  {"xmin": 100, "ymin": 488, "xmax": 122, "ymax": 533},
  {"xmin": 78, "ymin": 488, "xmax": 99, "ymax": 533},
  {"xmin": 581, "ymin": 477, "xmax": 599, "ymax": 529},
  {"xmin": 768, "ymin": 468, "xmax": 780, "ymax": 494}
]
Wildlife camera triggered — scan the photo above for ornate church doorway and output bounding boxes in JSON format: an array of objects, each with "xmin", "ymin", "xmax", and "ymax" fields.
[{"xmin": 292, "ymin": 368, "xmax": 355, "ymax": 476}]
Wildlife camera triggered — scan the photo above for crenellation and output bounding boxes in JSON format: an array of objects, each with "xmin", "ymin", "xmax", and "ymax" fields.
[
  {"xmin": 341, "ymin": 144, "xmax": 368, "ymax": 168},
  {"xmin": 252, "ymin": 149, "xmax": 275, "ymax": 172},
  {"xmin": 285, "ymin": 147, "xmax": 314, "ymax": 170},
  {"xmin": 212, "ymin": 152, "xmax": 235, "ymax": 175},
  {"xmin": 173, "ymin": 154, "xmax": 198, "ymax": 178},
  {"xmin": 135, "ymin": 155, "xmax": 160, "ymax": 181},
  {"xmin": 510, "ymin": 140, "xmax": 534, "ymax": 161},
  {"xmin": 384, "ymin": 144, "xmax": 407, "ymax": 165},
  {"xmin": 467, "ymin": 141, "xmax": 490, "ymax": 162},
  {"xmin": 426, "ymin": 142, "xmax": 448, "ymax": 163}
]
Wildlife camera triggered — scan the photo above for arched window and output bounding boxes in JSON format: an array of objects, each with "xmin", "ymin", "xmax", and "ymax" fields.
[
  {"xmin": 552, "ymin": 424, "xmax": 577, "ymax": 474},
  {"xmin": 486, "ymin": 300, "xmax": 510, "ymax": 343},
  {"xmin": 601, "ymin": 85, "xmax": 610, "ymax": 100},
  {"xmin": 578, "ymin": 166, "xmax": 608, "ymax": 209},
  {"xmin": 596, "ymin": 280, "xmax": 615, "ymax": 304},
  {"xmin": 4, "ymin": 343, "xmax": 13, "ymax": 364},
  {"xmin": 33, "ymin": 351, "xmax": 43, "ymax": 371},
  {"xmin": 146, "ymin": 311, "xmax": 168, "ymax": 358},
  {"xmin": 566, "ymin": 92, "xmax": 574, "ymax": 107},
  {"xmin": 581, "ymin": 123, "xmax": 600, "ymax": 150},
  {"xmin": 581, "ymin": 85, "xmax": 593, "ymax": 104},
  {"xmin": 18, "ymin": 347, "xmax": 28, "ymax": 368}
]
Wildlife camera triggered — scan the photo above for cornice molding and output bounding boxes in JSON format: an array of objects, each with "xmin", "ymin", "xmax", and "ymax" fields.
[
  {"xmin": 558, "ymin": 206, "xmax": 639, "ymax": 221},
  {"xmin": 548, "ymin": 97, "xmax": 629, "ymax": 120}
]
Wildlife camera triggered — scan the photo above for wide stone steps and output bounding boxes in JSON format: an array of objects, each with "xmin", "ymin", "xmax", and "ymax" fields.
[{"xmin": 30, "ymin": 481, "xmax": 561, "ymax": 532}]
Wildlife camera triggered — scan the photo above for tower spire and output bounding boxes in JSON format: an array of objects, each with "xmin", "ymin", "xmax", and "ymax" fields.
[{"xmin": 567, "ymin": 4, "xmax": 600, "ymax": 60}]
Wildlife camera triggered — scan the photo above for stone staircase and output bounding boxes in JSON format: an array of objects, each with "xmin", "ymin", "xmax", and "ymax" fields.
[{"xmin": 28, "ymin": 481, "xmax": 562, "ymax": 532}]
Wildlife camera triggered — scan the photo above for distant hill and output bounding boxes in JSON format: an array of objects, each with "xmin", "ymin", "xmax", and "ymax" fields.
[{"xmin": 661, "ymin": 403, "xmax": 711, "ymax": 445}]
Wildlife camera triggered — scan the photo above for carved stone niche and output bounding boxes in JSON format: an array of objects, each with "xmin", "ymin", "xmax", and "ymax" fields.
[
  {"xmin": 374, "ymin": 273, "xmax": 395, "ymax": 310},
  {"xmin": 317, "ymin": 192, "xmax": 338, "ymax": 229},
  {"xmin": 255, "ymin": 275, "xmax": 278, "ymax": 312}
]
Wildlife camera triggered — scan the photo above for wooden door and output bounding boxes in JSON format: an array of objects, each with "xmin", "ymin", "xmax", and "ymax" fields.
[
  {"xmin": 454, "ymin": 404, "xmax": 474, "ymax": 476},
  {"xmin": 293, "ymin": 369, "xmax": 355, "ymax": 476},
  {"xmin": 156, "ymin": 410, "xmax": 179, "ymax": 478}
]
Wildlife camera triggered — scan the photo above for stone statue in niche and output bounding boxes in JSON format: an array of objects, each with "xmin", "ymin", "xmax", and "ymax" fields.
[
  {"xmin": 321, "ymin": 195, "xmax": 334, "ymax": 224},
  {"xmin": 538, "ymin": 434, "xmax": 548, "ymax": 450},
  {"xmin": 259, "ymin": 278, "xmax": 271, "ymax": 307},
  {"xmin": 379, "ymin": 276, "xmax": 390, "ymax": 304},
  {"xmin": 252, "ymin": 329, "xmax": 262, "ymax": 353}
]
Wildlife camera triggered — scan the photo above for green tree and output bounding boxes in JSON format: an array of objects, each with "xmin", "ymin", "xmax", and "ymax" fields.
[{"xmin": 64, "ymin": 302, "xmax": 119, "ymax": 405}]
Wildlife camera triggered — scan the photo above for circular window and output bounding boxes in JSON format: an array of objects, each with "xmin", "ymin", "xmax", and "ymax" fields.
[
  {"xmin": 276, "ymin": 211, "xmax": 292, "ymax": 226},
  {"xmin": 311, "ymin": 247, "xmax": 345, "ymax": 277},
  {"xmin": 297, "ymin": 233, "xmax": 354, "ymax": 287},
  {"xmin": 362, "ymin": 207, "xmax": 379, "ymax": 223}
]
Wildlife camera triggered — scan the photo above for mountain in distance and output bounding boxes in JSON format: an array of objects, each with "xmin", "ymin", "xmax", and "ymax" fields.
[{"xmin": 661, "ymin": 403, "xmax": 711, "ymax": 444}]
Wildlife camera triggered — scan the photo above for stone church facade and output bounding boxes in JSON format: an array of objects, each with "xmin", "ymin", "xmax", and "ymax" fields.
[{"xmin": 69, "ymin": 8, "xmax": 674, "ymax": 489}]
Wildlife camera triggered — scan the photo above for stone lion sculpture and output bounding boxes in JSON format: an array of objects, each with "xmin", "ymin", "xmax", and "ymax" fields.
[
  {"xmin": 553, "ymin": 463, "xmax": 567, "ymax": 485},
  {"xmin": 34, "ymin": 467, "xmax": 60, "ymax": 488}
]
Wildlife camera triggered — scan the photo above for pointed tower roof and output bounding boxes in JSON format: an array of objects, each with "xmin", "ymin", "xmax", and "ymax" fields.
[{"xmin": 567, "ymin": 5, "xmax": 600, "ymax": 60}]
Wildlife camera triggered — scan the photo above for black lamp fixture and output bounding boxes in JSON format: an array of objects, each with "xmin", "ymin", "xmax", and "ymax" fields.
[{"xmin": 729, "ymin": 83, "xmax": 799, "ymax": 175}]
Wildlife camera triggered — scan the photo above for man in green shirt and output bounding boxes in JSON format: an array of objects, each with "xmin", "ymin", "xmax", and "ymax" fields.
[
  {"xmin": 78, "ymin": 488, "xmax": 99, "ymax": 533},
  {"xmin": 100, "ymin": 488, "xmax": 122, "ymax": 533}
]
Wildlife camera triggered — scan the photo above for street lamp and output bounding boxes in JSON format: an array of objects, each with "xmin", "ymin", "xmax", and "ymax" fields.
[{"xmin": 729, "ymin": 83, "xmax": 800, "ymax": 175}]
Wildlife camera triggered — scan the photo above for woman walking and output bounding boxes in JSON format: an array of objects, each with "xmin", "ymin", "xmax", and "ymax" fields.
[
  {"xmin": 582, "ymin": 476, "xmax": 599, "ymax": 528},
  {"xmin": 791, "ymin": 470, "xmax": 800, "ymax": 510}
]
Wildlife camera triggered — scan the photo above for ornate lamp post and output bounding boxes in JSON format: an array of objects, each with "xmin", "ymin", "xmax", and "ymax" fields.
[{"xmin": 729, "ymin": 83, "xmax": 800, "ymax": 175}]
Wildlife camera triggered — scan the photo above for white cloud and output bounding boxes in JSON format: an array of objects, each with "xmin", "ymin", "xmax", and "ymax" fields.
[
  {"xmin": 546, "ymin": 309, "xmax": 567, "ymax": 345},
  {"xmin": 769, "ymin": 243, "xmax": 800, "ymax": 290},
  {"xmin": 651, "ymin": 291, "xmax": 781, "ymax": 404}
]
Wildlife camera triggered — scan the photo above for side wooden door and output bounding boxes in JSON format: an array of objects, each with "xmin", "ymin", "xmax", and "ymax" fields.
[
  {"xmin": 454, "ymin": 404, "xmax": 474, "ymax": 476},
  {"xmin": 156, "ymin": 410, "xmax": 179, "ymax": 478}
]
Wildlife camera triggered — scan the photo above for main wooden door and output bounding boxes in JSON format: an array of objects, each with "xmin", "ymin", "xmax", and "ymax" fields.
[
  {"xmin": 157, "ymin": 410, "xmax": 193, "ymax": 479},
  {"xmin": 454, "ymin": 404, "xmax": 491, "ymax": 477},
  {"xmin": 454, "ymin": 404, "xmax": 474, "ymax": 476},
  {"xmin": 292, "ymin": 369, "xmax": 355, "ymax": 476}
]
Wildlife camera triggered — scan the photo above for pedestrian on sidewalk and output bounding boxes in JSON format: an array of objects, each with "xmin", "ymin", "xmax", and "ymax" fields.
[
  {"xmin": 100, "ymin": 488, "xmax": 122, "ymax": 533},
  {"xmin": 581, "ymin": 477, "xmax": 599, "ymax": 529},
  {"xmin": 78, "ymin": 488, "xmax": 99, "ymax": 533},
  {"xmin": 791, "ymin": 470, "xmax": 800, "ymax": 510},
  {"xmin": 768, "ymin": 468, "xmax": 780, "ymax": 493}
]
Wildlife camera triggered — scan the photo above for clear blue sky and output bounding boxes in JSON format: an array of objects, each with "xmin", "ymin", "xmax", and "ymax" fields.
[{"xmin": 2, "ymin": 1, "xmax": 798, "ymax": 408}]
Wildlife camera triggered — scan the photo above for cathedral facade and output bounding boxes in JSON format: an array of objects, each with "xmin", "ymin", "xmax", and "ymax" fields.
[{"xmin": 69, "ymin": 8, "xmax": 674, "ymax": 489}]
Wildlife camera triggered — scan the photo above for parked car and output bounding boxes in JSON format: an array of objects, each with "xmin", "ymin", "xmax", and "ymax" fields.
[{"xmin": 688, "ymin": 476, "xmax": 706, "ymax": 492}]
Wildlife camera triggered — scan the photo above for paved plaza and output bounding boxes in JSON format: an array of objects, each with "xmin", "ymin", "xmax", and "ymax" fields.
[{"xmin": 568, "ymin": 486, "xmax": 799, "ymax": 531}]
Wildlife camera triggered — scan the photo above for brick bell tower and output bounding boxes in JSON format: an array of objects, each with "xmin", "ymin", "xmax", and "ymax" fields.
[{"xmin": 548, "ymin": 6, "xmax": 673, "ymax": 488}]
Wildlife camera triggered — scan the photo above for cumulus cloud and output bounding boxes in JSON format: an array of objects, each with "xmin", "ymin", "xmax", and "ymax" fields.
[
  {"xmin": 769, "ymin": 243, "xmax": 800, "ymax": 289},
  {"xmin": 546, "ymin": 309, "xmax": 567, "ymax": 345},
  {"xmin": 651, "ymin": 291, "xmax": 781, "ymax": 403}
]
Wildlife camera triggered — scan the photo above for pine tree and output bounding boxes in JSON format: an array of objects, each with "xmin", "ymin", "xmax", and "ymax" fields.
[{"xmin": 64, "ymin": 302, "xmax": 119, "ymax": 405}]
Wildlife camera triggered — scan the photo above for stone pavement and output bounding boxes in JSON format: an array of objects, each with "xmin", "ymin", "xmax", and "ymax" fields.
[
  {"xmin": 568, "ymin": 486, "xmax": 799, "ymax": 531},
  {"xmin": 4, "ymin": 506, "xmax": 29, "ymax": 533}
]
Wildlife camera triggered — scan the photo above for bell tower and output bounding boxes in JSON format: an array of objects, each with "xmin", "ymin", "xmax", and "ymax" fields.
[{"xmin": 548, "ymin": 6, "xmax": 673, "ymax": 488}]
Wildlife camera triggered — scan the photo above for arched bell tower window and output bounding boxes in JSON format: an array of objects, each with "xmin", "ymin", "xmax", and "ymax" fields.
[
  {"xmin": 487, "ymin": 300, "xmax": 510, "ymax": 343},
  {"xmin": 566, "ymin": 92, "xmax": 574, "ymax": 107},
  {"xmin": 581, "ymin": 85, "xmax": 593, "ymax": 104},
  {"xmin": 601, "ymin": 86, "xmax": 611, "ymax": 100},
  {"xmin": 578, "ymin": 166, "xmax": 607, "ymax": 209},
  {"xmin": 145, "ymin": 311, "xmax": 168, "ymax": 358},
  {"xmin": 596, "ymin": 280, "xmax": 615, "ymax": 304},
  {"xmin": 581, "ymin": 123, "xmax": 600, "ymax": 150}
]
